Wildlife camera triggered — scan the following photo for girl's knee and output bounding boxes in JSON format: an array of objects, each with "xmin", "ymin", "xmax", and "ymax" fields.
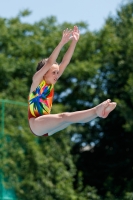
[{"xmin": 58, "ymin": 112, "xmax": 70, "ymax": 122}]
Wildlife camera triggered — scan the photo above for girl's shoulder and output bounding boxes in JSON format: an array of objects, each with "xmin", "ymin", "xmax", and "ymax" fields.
[{"xmin": 29, "ymin": 78, "xmax": 44, "ymax": 94}]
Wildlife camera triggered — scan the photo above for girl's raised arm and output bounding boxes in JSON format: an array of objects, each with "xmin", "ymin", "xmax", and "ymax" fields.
[
  {"xmin": 32, "ymin": 28, "xmax": 73, "ymax": 84},
  {"xmin": 58, "ymin": 26, "xmax": 80, "ymax": 77}
]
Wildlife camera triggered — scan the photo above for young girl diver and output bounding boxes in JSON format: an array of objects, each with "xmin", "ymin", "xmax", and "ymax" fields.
[{"xmin": 28, "ymin": 26, "xmax": 117, "ymax": 137}]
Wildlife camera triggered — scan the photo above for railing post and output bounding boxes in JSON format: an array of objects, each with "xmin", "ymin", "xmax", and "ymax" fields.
[
  {"xmin": 0, "ymin": 100, "xmax": 4, "ymax": 200},
  {"xmin": 1, "ymin": 100, "xmax": 5, "ymax": 136}
]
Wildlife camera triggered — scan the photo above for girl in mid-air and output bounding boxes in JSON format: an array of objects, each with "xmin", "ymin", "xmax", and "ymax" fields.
[{"xmin": 28, "ymin": 26, "xmax": 116, "ymax": 137}]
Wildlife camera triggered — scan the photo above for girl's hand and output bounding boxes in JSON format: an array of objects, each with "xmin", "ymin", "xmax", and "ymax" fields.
[
  {"xmin": 60, "ymin": 28, "xmax": 73, "ymax": 45},
  {"xmin": 72, "ymin": 26, "xmax": 80, "ymax": 42}
]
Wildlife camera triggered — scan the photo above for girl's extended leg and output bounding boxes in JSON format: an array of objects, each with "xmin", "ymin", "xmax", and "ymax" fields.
[
  {"xmin": 48, "ymin": 113, "xmax": 96, "ymax": 136},
  {"xmin": 29, "ymin": 99, "xmax": 116, "ymax": 136}
]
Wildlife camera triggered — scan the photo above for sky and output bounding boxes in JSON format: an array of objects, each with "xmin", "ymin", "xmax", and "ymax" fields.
[{"xmin": 0, "ymin": 0, "xmax": 127, "ymax": 31}]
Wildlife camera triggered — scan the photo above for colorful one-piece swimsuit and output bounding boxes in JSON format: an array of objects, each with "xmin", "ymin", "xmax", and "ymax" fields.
[{"xmin": 28, "ymin": 79, "xmax": 54, "ymax": 136}]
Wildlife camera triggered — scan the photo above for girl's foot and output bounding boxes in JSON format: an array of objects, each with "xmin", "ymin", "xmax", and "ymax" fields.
[{"xmin": 96, "ymin": 99, "xmax": 117, "ymax": 118}]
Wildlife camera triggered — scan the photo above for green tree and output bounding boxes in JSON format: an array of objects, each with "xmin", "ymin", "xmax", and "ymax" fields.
[
  {"xmin": 73, "ymin": 1, "xmax": 133, "ymax": 199},
  {"xmin": 0, "ymin": 11, "xmax": 101, "ymax": 200}
]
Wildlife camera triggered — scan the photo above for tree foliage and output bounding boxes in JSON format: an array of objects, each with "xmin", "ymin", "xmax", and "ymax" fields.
[
  {"xmin": 0, "ymin": 11, "xmax": 99, "ymax": 200},
  {"xmin": 73, "ymin": 1, "xmax": 133, "ymax": 199},
  {"xmin": 0, "ymin": 1, "xmax": 133, "ymax": 199}
]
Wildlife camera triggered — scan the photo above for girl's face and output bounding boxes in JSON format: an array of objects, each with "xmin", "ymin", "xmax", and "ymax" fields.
[{"xmin": 44, "ymin": 64, "xmax": 59, "ymax": 84}]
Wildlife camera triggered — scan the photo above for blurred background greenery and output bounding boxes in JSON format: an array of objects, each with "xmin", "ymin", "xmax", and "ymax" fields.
[{"xmin": 0, "ymin": 1, "xmax": 133, "ymax": 199}]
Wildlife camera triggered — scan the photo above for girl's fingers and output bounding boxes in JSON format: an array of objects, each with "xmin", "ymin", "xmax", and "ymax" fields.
[
  {"xmin": 64, "ymin": 26, "xmax": 79, "ymax": 34},
  {"xmin": 63, "ymin": 28, "xmax": 68, "ymax": 35},
  {"xmin": 63, "ymin": 29, "xmax": 73, "ymax": 38}
]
